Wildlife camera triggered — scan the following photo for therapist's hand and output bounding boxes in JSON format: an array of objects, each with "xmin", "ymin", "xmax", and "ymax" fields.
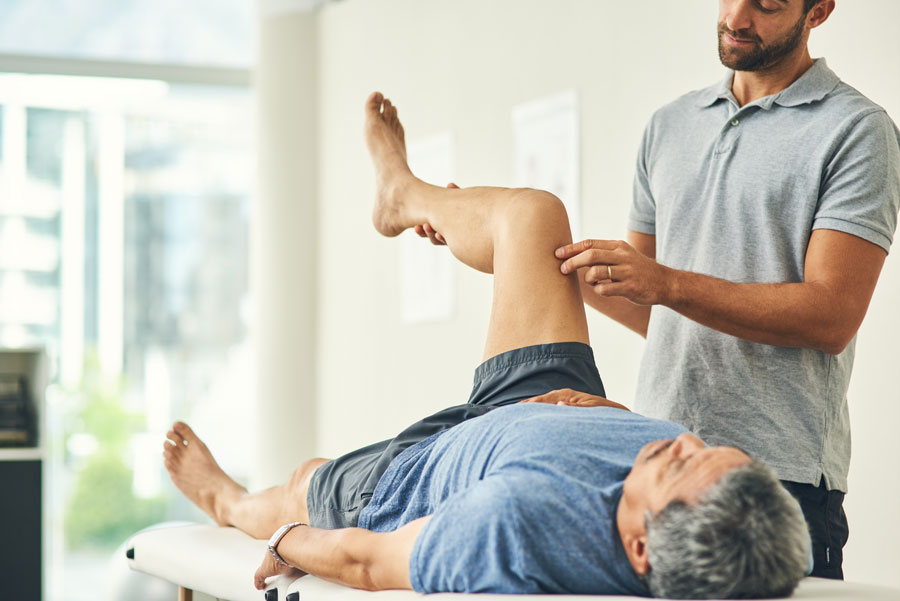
[
  {"xmin": 557, "ymin": 239, "xmax": 674, "ymax": 306},
  {"xmin": 520, "ymin": 388, "xmax": 630, "ymax": 411},
  {"xmin": 413, "ymin": 183, "xmax": 458, "ymax": 245}
]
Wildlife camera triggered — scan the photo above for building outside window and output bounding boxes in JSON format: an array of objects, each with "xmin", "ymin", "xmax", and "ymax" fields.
[{"xmin": 0, "ymin": 2, "xmax": 256, "ymax": 598}]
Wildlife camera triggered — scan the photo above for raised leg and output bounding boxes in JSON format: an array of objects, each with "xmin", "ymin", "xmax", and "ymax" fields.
[
  {"xmin": 365, "ymin": 92, "xmax": 588, "ymax": 359},
  {"xmin": 163, "ymin": 94, "xmax": 593, "ymax": 541},
  {"xmin": 163, "ymin": 421, "xmax": 328, "ymax": 539}
]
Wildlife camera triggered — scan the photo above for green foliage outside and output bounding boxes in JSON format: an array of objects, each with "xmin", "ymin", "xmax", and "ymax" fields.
[{"xmin": 63, "ymin": 355, "xmax": 167, "ymax": 550}]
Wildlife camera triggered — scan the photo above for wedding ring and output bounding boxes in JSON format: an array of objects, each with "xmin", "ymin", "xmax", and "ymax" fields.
[{"xmin": 607, "ymin": 265, "xmax": 613, "ymax": 281}]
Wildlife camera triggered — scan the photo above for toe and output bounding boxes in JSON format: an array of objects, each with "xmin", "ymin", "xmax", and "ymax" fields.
[
  {"xmin": 172, "ymin": 421, "xmax": 199, "ymax": 445},
  {"xmin": 163, "ymin": 449, "xmax": 176, "ymax": 471},
  {"xmin": 166, "ymin": 429, "xmax": 185, "ymax": 447},
  {"xmin": 163, "ymin": 440, "xmax": 178, "ymax": 461},
  {"xmin": 366, "ymin": 91, "xmax": 384, "ymax": 113}
]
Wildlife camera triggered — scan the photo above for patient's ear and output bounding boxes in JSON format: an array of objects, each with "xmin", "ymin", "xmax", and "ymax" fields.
[{"xmin": 623, "ymin": 533, "xmax": 650, "ymax": 575}]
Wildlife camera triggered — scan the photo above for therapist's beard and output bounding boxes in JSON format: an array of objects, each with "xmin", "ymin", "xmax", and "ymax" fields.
[{"xmin": 717, "ymin": 15, "xmax": 806, "ymax": 72}]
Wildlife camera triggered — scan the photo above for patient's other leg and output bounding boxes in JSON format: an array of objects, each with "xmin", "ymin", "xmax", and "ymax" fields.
[
  {"xmin": 365, "ymin": 92, "xmax": 588, "ymax": 359},
  {"xmin": 163, "ymin": 421, "xmax": 327, "ymax": 539}
]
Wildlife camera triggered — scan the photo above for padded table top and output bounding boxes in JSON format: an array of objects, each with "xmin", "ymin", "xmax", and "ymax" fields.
[{"xmin": 127, "ymin": 523, "xmax": 900, "ymax": 601}]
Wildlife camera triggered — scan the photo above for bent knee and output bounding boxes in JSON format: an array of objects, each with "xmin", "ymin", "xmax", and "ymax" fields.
[
  {"xmin": 289, "ymin": 457, "xmax": 328, "ymax": 496},
  {"xmin": 506, "ymin": 189, "xmax": 571, "ymax": 238},
  {"xmin": 510, "ymin": 188, "xmax": 566, "ymax": 214}
]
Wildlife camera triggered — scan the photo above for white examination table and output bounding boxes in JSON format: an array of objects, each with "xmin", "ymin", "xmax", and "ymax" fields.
[{"xmin": 126, "ymin": 523, "xmax": 900, "ymax": 601}]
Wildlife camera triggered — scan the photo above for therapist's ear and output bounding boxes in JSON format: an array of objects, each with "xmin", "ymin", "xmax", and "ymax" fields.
[
  {"xmin": 807, "ymin": 0, "xmax": 836, "ymax": 29},
  {"xmin": 623, "ymin": 533, "xmax": 650, "ymax": 575}
]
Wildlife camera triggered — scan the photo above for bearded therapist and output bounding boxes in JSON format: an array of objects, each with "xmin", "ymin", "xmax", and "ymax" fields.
[{"xmin": 549, "ymin": 0, "xmax": 900, "ymax": 580}]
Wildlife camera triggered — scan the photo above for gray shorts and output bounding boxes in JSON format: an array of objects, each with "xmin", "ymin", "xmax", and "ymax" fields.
[{"xmin": 306, "ymin": 341, "xmax": 606, "ymax": 529}]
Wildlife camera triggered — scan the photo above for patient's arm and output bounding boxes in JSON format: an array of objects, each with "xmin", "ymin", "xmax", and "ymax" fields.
[
  {"xmin": 253, "ymin": 516, "xmax": 431, "ymax": 591},
  {"xmin": 520, "ymin": 388, "xmax": 631, "ymax": 411}
]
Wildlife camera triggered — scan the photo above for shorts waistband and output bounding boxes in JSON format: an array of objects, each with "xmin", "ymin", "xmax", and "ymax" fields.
[{"xmin": 472, "ymin": 342, "xmax": 596, "ymax": 385}]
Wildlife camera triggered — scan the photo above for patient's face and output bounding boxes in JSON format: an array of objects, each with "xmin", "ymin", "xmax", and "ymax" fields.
[{"xmin": 624, "ymin": 433, "xmax": 751, "ymax": 513}]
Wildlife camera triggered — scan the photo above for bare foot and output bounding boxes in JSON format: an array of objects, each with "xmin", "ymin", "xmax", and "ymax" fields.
[
  {"xmin": 163, "ymin": 421, "xmax": 247, "ymax": 526},
  {"xmin": 364, "ymin": 91, "xmax": 415, "ymax": 237}
]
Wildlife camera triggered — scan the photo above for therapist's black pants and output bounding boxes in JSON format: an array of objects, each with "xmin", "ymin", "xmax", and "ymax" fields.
[{"xmin": 781, "ymin": 480, "xmax": 849, "ymax": 580}]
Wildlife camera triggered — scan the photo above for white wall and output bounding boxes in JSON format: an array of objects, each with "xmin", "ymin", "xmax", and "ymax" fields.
[
  {"xmin": 253, "ymin": 10, "xmax": 319, "ymax": 489},
  {"xmin": 304, "ymin": 0, "xmax": 900, "ymax": 587},
  {"xmin": 808, "ymin": 5, "xmax": 900, "ymax": 585}
]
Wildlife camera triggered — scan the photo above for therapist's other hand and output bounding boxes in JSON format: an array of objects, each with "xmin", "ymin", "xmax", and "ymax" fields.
[
  {"xmin": 520, "ymin": 388, "xmax": 630, "ymax": 411},
  {"xmin": 557, "ymin": 239, "xmax": 673, "ymax": 306},
  {"xmin": 413, "ymin": 183, "xmax": 458, "ymax": 245},
  {"xmin": 414, "ymin": 222, "xmax": 446, "ymax": 245}
]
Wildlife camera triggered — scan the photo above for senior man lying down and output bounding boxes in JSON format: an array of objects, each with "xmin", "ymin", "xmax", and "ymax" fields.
[{"xmin": 163, "ymin": 92, "xmax": 810, "ymax": 599}]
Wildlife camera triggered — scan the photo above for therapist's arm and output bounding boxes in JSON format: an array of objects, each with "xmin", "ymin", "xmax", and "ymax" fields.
[
  {"xmin": 559, "ymin": 229, "xmax": 886, "ymax": 355},
  {"xmin": 254, "ymin": 517, "xmax": 430, "ymax": 591}
]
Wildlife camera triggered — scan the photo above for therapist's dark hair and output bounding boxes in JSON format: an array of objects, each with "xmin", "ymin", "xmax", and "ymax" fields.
[
  {"xmin": 644, "ymin": 460, "xmax": 810, "ymax": 599},
  {"xmin": 803, "ymin": 0, "xmax": 823, "ymax": 12}
]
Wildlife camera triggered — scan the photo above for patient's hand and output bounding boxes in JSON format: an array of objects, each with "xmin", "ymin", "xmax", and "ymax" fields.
[
  {"xmin": 520, "ymin": 388, "xmax": 630, "ymax": 411},
  {"xmin": 253, "ymin": 551, "xmax": 306, "ymax": 590}
]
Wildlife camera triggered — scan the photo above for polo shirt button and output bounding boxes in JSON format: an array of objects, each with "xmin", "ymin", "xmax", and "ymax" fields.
[{"xmin": 731, "ymin": 119, "xmax": 740, "ymax": 126}]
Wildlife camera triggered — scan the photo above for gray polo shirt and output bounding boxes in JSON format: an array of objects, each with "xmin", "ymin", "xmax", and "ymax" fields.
[{"xmin": 628, "ymin": 58, "xmax": 900, "ymax": 491}]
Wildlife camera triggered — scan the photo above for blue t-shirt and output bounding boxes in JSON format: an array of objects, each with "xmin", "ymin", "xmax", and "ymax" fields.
[{"xmin": 356, "ymin": 403, "xmax": 688, "ymax": 594}]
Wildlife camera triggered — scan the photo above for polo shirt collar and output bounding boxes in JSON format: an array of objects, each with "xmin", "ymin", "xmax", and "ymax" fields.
[
  {"xmin": 696, "ymin": 72, "xmax": 736, "ymax": 108},
  {"xmin": 696, "ymin": 58, "xmax": 841, "ymax": 110}
]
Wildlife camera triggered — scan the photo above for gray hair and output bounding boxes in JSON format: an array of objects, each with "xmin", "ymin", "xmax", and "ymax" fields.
[{"xmin": 645, "ymin": 460, "xmax": 810, "ymax": 599}]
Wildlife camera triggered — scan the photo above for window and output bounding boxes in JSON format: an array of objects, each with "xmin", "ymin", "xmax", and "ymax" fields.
[
  {"xmin": 0, "ymin": 73, "xmax": 255, "ymax": 599},
  {"xmin": 0, "ymin": 0, "xmax": 254, "ymax": 68}
]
